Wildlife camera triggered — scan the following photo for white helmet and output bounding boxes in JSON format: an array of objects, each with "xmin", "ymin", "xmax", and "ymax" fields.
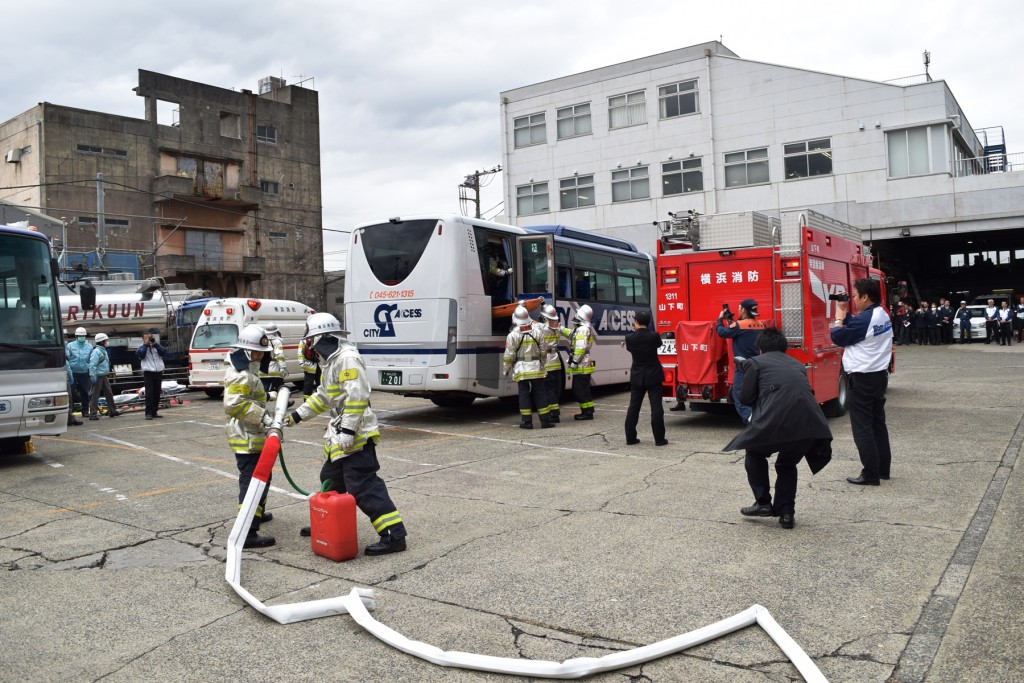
[
  {"xmin": 304, "ymin": 312, "xmax": 348, "ymax": 339},
  {"xmin": 512, "ymin": 305, "xmax": 532, "ymax": 327},
  {"xmin": 94, "ymin": 333, "xmax": 109, "ymax": 344},
  {"xmin": 231, "ymin": 324, "xmax": 272, "ymax": 352},
  {"xmin": 540, "ymin": 304, "xmax": 558, "ymax": 323},
  {"xmin": 75, "ymin": 326, "xmax": 87, "ymax": 336},
  {"xmin": 262, "ymin": 322, "xmax": 280, "ymax": 336},
  {"xmin": 573, "ymin": 305, "xmax": 593, "ymax": 324}
]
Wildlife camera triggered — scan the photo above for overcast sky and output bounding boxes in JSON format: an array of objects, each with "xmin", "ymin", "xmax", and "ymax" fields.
[{"xmin": 3, "ymin": 0, "xmax": 1021, "ymax": 272}]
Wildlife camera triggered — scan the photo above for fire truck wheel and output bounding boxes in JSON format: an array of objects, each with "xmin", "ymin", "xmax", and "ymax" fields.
[
  {"xmin": 204, "ymin": 388, "xmax": 224, "ymax": 399},
  {"xmin": 822, "ymin": 372, "xmax": 849, "ymax": 417}
]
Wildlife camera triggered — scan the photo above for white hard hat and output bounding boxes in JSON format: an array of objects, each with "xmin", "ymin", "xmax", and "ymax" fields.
[
  {"xmin": 75, "ymin": 326, "xmax": 87, "ymax": 336},
  {"xmin": 231, "ymin": 324, "xmax": 272, "ymax": 352},
  {"xmin": 262, "ymin": 322, "xmax": 279, "ymax": 335},
  {"xmin": 94, "ymin": 333, "xmax": 109, "ymax": 343},
  {"xmin": 512, "ymin": 305, "xmax": 532, "ymax": 327},
  {"xmin": 573, "ymin": 305, "xmax": 593, "ymax": 324},
  {"xmin": 303, "ymin": 312, "xmax": 348, "ymax": 339},
  {"xmin": 540, "ymin": 304, "xmax": 558, "ymax": 322}
]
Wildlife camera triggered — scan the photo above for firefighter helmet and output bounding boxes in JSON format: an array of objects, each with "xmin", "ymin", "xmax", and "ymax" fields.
[
  {"xmin": 303, "ymin": 312, "xmax": 349, "ymax": 339},
  {"xmin": 262, "ymin": 322, "xmax": 280, "ymax": 336},
  {"xmin": 512, "ymin": 305, "xmax": 532, "ymax": 327},
  {"xmin": 540, "ymin": 304, "xmax": 558, "ymax": 323},
  {"xmin": 231, "ymin": 324, "xmax": 272, "ymax": 352},
  {"xmin": 573, "ymin": 305, "xmax": 593, "ymax": 324}
]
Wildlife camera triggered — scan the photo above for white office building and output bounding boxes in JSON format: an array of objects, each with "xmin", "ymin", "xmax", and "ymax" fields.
[{"xmin": 499, "ymin": 41, "xmax": 1023, "ymax": 298}]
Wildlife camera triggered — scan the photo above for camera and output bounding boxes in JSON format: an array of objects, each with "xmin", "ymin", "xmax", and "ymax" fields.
[
  {"xmin": 829, "ymin": 293, "xmax": 850, "ymax": 302},
  {"xmin": 721, "ymin": 303, "xmax": 734, "ymax": 321}
]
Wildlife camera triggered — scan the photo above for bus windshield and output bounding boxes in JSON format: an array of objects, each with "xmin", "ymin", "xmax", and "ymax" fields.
[
  {"xmin": 359, "ymin": 219, "xmax": 436, "ymax": 285},
  {"xmin": 192, "ymin": 323, "xmax": 239, "ymax": 349},
  {"xmin": 0, "ymin": 232, "xmax": 61, "ymax": 347}
]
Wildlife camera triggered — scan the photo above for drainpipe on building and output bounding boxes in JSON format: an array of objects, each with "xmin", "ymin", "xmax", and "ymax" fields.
[
  {"xmin": 499, "ymin": 96, "xmax": 511, "ymax": 224},
  {"xmin": 704, "ymin": 49, "xmax": 717, "ymax": 215}
]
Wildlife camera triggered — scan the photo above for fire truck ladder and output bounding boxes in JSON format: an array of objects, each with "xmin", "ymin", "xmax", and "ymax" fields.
[{"xmin": 772, "ymin": 216, "xmax": 803, "ymax": 345}]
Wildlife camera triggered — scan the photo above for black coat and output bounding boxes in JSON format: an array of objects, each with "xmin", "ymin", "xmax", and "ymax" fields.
[
  {"xmin": 625, "ymin": 327, "xmax": 664, "ymax": 387},
  {"xmin": 723, "ymin": 351, "xmax": 833, "ymax": 473}
]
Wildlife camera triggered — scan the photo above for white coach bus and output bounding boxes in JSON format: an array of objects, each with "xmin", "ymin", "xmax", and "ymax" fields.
[{"xmin": 344, "ymin": 214, "xmax": 655, "ymax": 407}]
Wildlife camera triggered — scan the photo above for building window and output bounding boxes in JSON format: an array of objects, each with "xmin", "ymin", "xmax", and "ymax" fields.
[
  {"xmin": 559, "ymin": 175, "xmax": 595, "ymax": 210},
  {"xmin": 260, "ymin": 180, "xmax": 280, "ymax": 195},
  {"xmin": 784, "ymin": 138, "xmax": 832, "ymax": 179},
  {"xmin": 514, "ymin": 113, "xmax": 546, "ymax": 147},
  {"xmin": 887, "ymin": 125, "xmax": 947, "ymax": 178},
  {"xmin": 76, "ymin": 144, "xmax": 128, "ymax": 158},
  {"xmin": 609, "ymin": 91, "xmax": 646, "ymax": 129},
  {"xmin": 256, "ymin": 125, "xmax": 277, "ymax": 144},
  {"xmin": 658, "ymin": 79, "xmax": 699, "ymax": 119},
  {"xmin": 557, "ymin": 103, "xmax": 591, "ymax": 139},
  {"xmin": 662, "ymin": 159, "xmax": 703, "ymax": 195},
  {"xmin": 220, "ymin": 112, "xmax": 241, "ymax": 139},
  {"xmin": 268, "ymin": 231, "xmax": 287, "ymax": 241},
  {"xmin": 516, "ymin": 182, "xmax": 549, "ymax": 215},
  {"xmin": 724, "ymin": 147, "xmax": 769, "ymax": 187},
  {"xmin": 611, "ymin": 166, "xmax": 650, "ymax": 202}
]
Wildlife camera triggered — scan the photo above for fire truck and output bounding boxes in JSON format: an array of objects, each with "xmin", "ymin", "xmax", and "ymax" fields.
[{"xmin": 655, "ymin": 209, "xmax": 889, "ymax": 417}]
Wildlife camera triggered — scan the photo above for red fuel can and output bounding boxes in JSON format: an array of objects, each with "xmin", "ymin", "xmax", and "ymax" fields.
[{"xmin": 308, "ymin": 491, "xmax": 358, "ymax": 562}]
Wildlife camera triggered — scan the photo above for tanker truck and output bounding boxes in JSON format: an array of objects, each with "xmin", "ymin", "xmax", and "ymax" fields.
[{"xmin": 59, "ymin": 277, "xmax": 213, "ymax": 390}]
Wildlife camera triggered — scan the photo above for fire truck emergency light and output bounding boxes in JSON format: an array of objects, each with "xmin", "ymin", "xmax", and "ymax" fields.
[
  {"xmin": 662, "ymin": 267, "xmax": 679, "ymax": 284},
  {"xmin": 782, "ymin": 258, "xmax": 801, "ymax": 277}
]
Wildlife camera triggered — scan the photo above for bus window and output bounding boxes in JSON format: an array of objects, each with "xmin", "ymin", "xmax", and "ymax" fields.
[
  {"xmin": 360, "ymin": 219, "xmax": 436, "ymax": 285},
  {"xmin": 616, "ymin": 257, "xmax": 651, "ymax": 304}
]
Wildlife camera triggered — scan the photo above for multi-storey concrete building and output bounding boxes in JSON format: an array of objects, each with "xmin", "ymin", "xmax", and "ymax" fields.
[
  {"xmin": 0, "ymin": 70, "xmax": 324, "ymax": 307},
  {"xmin": 499, "ymin": 41, "xmax": 1023, "ymax": 298}
]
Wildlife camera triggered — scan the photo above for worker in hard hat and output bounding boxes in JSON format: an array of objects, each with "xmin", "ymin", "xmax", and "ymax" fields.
[
  {"xmin": 285, "ymin": 313, "xmax": 408, "ymax": 556},
  {"xmin": 503, "ymin": 304, "xmax": 554, "ymax": 429},
  {"xmin": 537, "ymin": 304, "xmax": 564, "ymax": 422},
  {"xmin": 297, "ymin": 331, "xmax": 321, "ymax": 398},
  {"xmin": 87, "ymin": 333, "xmax": 120, "ymax": 419},
  {"xmin": 563, "ymin": 305, "xmax": 596, "ymax": 420},
  {"xmin": 259, "ymin": 322, "xmax": 288, "ymax": 396},
  {"xmin": 224, "ymin": 324, "xmax": 276, "ymax": 549},
  {"xmin": 65, "ymin": 326, "xmax": 94, "ymax": 421}
]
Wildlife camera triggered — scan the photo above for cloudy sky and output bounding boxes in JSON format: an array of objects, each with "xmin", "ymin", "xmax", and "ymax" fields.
[{"xmin": 3, "ymin": 0, "xmax": 1021, "ymax": 272}]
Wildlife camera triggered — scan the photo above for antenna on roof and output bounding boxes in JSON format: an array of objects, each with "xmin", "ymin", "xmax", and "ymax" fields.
[{"xmin": 923, "ymin": 50, "xmax": 932, "ymax": 82}]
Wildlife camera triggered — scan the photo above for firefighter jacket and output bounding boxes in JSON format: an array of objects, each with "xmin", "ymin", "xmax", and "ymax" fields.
[
  {"xmin": 503, "ymin": 325, "xmax": 548, "ymax": 382},
  {"xmin": 536, "ymin": 322, "xmax": 563, "ymax": 373},
  {"xmin": 295, "ymin": 340, "xmax": 380, "ymax": 461},
  {"xmin": 261, "ymin": 336, "xmax": 287, "ymax": 379},
  {"xmin": 298, "ymin": 337, "xmax": 318, "ymax": 373},
  {"xmin": 223, "ymin": 353, "xmax": 269, "ymax": 455},
  {"xmin": 561, "ymin": 323, "xmax": 595, "ymax": 375}
]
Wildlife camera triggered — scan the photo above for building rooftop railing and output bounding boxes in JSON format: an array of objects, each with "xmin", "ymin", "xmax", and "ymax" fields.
[
  {"xmin": 882, "ymin": 73, "xmax": 933, "ymax": 86},
  {"xmin": 953, "ymin": 151, "xmax": 1023, "ymax": 177}
]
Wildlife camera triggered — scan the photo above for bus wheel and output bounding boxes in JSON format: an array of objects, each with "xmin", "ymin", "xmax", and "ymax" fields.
[
  {"xmin": 430, "ymin": 396, "xmax": 475, "ymax": 409},
  {"xmin": 823, "ymin": 372, "xmax": 848, "ymax": 417},
  {"xmin": 0, "ymin": 436, "xmax": 31, "ymax": 455},
  {"xmin": 204, "ymin": 388, "xmax": 224, "ymax": 399}
]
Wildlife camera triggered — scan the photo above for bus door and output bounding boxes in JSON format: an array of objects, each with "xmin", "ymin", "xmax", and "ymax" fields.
[{"xmin": 515, "ymin": 235, "xmax": 554, "ymax": 304}]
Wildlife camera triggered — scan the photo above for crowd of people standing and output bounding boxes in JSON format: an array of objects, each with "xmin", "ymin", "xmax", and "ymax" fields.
[{"xmin": 892, "ymin": 296, "xmax": 1024, "ymax": 346}]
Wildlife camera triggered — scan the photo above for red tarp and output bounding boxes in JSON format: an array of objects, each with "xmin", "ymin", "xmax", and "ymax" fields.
[{"xmin": 675, "ymin": 321, "xmax": 728, "ymax": 386}]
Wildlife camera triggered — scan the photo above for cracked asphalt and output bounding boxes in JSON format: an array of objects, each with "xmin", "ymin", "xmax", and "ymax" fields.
[{"xmin": 1, "ymin": 344, "xmax": 1021, "ymax": 682}]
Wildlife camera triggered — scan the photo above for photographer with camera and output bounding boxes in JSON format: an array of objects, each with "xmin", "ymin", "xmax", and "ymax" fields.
[
  {"xmin": 830, "ymin": 278, "xmax": 893, "ymax": 485},
  {"xmin": 716, "ymin": 298, "xmax": 765, "ymax": 425},
  {"xmin": 136, "ymin": 328, "xmax": 167, "ymax": 420}
]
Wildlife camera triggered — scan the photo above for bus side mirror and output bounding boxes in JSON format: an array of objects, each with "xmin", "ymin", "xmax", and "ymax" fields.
[
  {"xmin": 50, "ymin": 258, "xmax": 60, "ymax": 281},
  {"xmin": 80, "ymin": 280, "xmax": 97, "ymax": 311}
]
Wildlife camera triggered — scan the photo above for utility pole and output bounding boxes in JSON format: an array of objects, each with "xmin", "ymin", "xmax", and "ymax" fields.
[
  {"xmin": 95, "ymin": 172, "xmax": 106, "ymax": 271},
  {"xmin": 459, "ymin": 165, "xmax": 501, "ymax": 218}
]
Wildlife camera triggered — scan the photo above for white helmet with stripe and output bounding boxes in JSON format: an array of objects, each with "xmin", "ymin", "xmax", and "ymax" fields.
[
  {"xmin": 303, "ymin": 312, "xmax": 349, "ymax": 339},
  {"xmin": 540, "ymin": 304, "xmax": 558, "ymax": 323},
  {"xmin": 231, "ymin": 324, "xmax": 272, "ymax": 352}
]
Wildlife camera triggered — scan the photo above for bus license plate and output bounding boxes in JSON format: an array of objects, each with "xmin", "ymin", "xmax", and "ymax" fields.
[
  {"xmin": 659, "ymin": 340, "xmax": 676, "ymax": 356},
  {"xmin": 380, "ymin": 370, "xmax": 402, "ymax": 386}
]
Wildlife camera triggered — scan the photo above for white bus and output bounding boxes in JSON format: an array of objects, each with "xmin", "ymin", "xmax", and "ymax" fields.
[
  {"xmin": 344, "ymin": 214, "xmax": 655, "ymax": 407},
  {"xmin": 0, "ymin": 225, "xmax": 68, "ymax": 454}
]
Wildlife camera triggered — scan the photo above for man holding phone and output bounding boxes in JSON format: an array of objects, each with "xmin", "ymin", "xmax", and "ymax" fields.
[
  {"xmin": 137, "ymin": 328, "xmax": 167, "ymax": 420},
  {"xmin": 716, "ymin": 299, "xmax": 765, "ymax": 425}
]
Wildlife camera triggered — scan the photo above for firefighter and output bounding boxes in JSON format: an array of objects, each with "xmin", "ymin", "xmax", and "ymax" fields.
[
  {"xmin": 716, "ymin": 298, "xmax": 765, "ymax": 425},
  {"xmin": 503, "ymin": 305, "xmax": 554, "ymax": 429},
  {"xmin": 285, "ymin": 313, "xmax": 408, "ymax": 556},
  {"xmin": 297, "ymin": 330, "xmax": 320, "ymax": 397},
  {"xmin": 538, "ymin": 304, "xmax": 564, "ymax": 422},
  {"xmin": 224, "ymin": 324, "xmax": 276, "ymax": 549},
  {"xmin": 259, "ymin": 322, "xmax": 288, "ymax": 395},
  {"xmin": 563, "ymin": 304, "xmax": 596, "ymax": 420}
]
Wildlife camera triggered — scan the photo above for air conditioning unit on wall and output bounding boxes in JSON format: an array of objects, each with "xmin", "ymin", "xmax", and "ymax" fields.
[{"xmin": 5, "ymin": 148, "xmax": 22, "ymax": 163}]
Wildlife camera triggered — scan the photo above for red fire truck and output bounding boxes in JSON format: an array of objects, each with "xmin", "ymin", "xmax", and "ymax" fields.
[{"xmin": 655, "ymin": 209, "xmax": 889, "ymax": 417}]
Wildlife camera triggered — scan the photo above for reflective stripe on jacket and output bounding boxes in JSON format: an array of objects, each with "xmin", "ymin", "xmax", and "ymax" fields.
[
  {"xmin": 562, "ymin": 323, "xmax": 595, "ymax": 375},
  {"xmin": 296, "ymin": 340, "xmax": 380, "ymax": 461},
  {"xmin": 223, "ymin": 364, "xmax": 269, "ymax": 454},
  {"xmin": 537, "ymin": 322, "xmax": 562, "ymax": 372},
  {"xmin": 503, "ymin": 326, "xmax": 547, "ymax": 382},
  {"xmin": 261, "ymin": 336, "xmax": 287, "ymax": 378}
]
